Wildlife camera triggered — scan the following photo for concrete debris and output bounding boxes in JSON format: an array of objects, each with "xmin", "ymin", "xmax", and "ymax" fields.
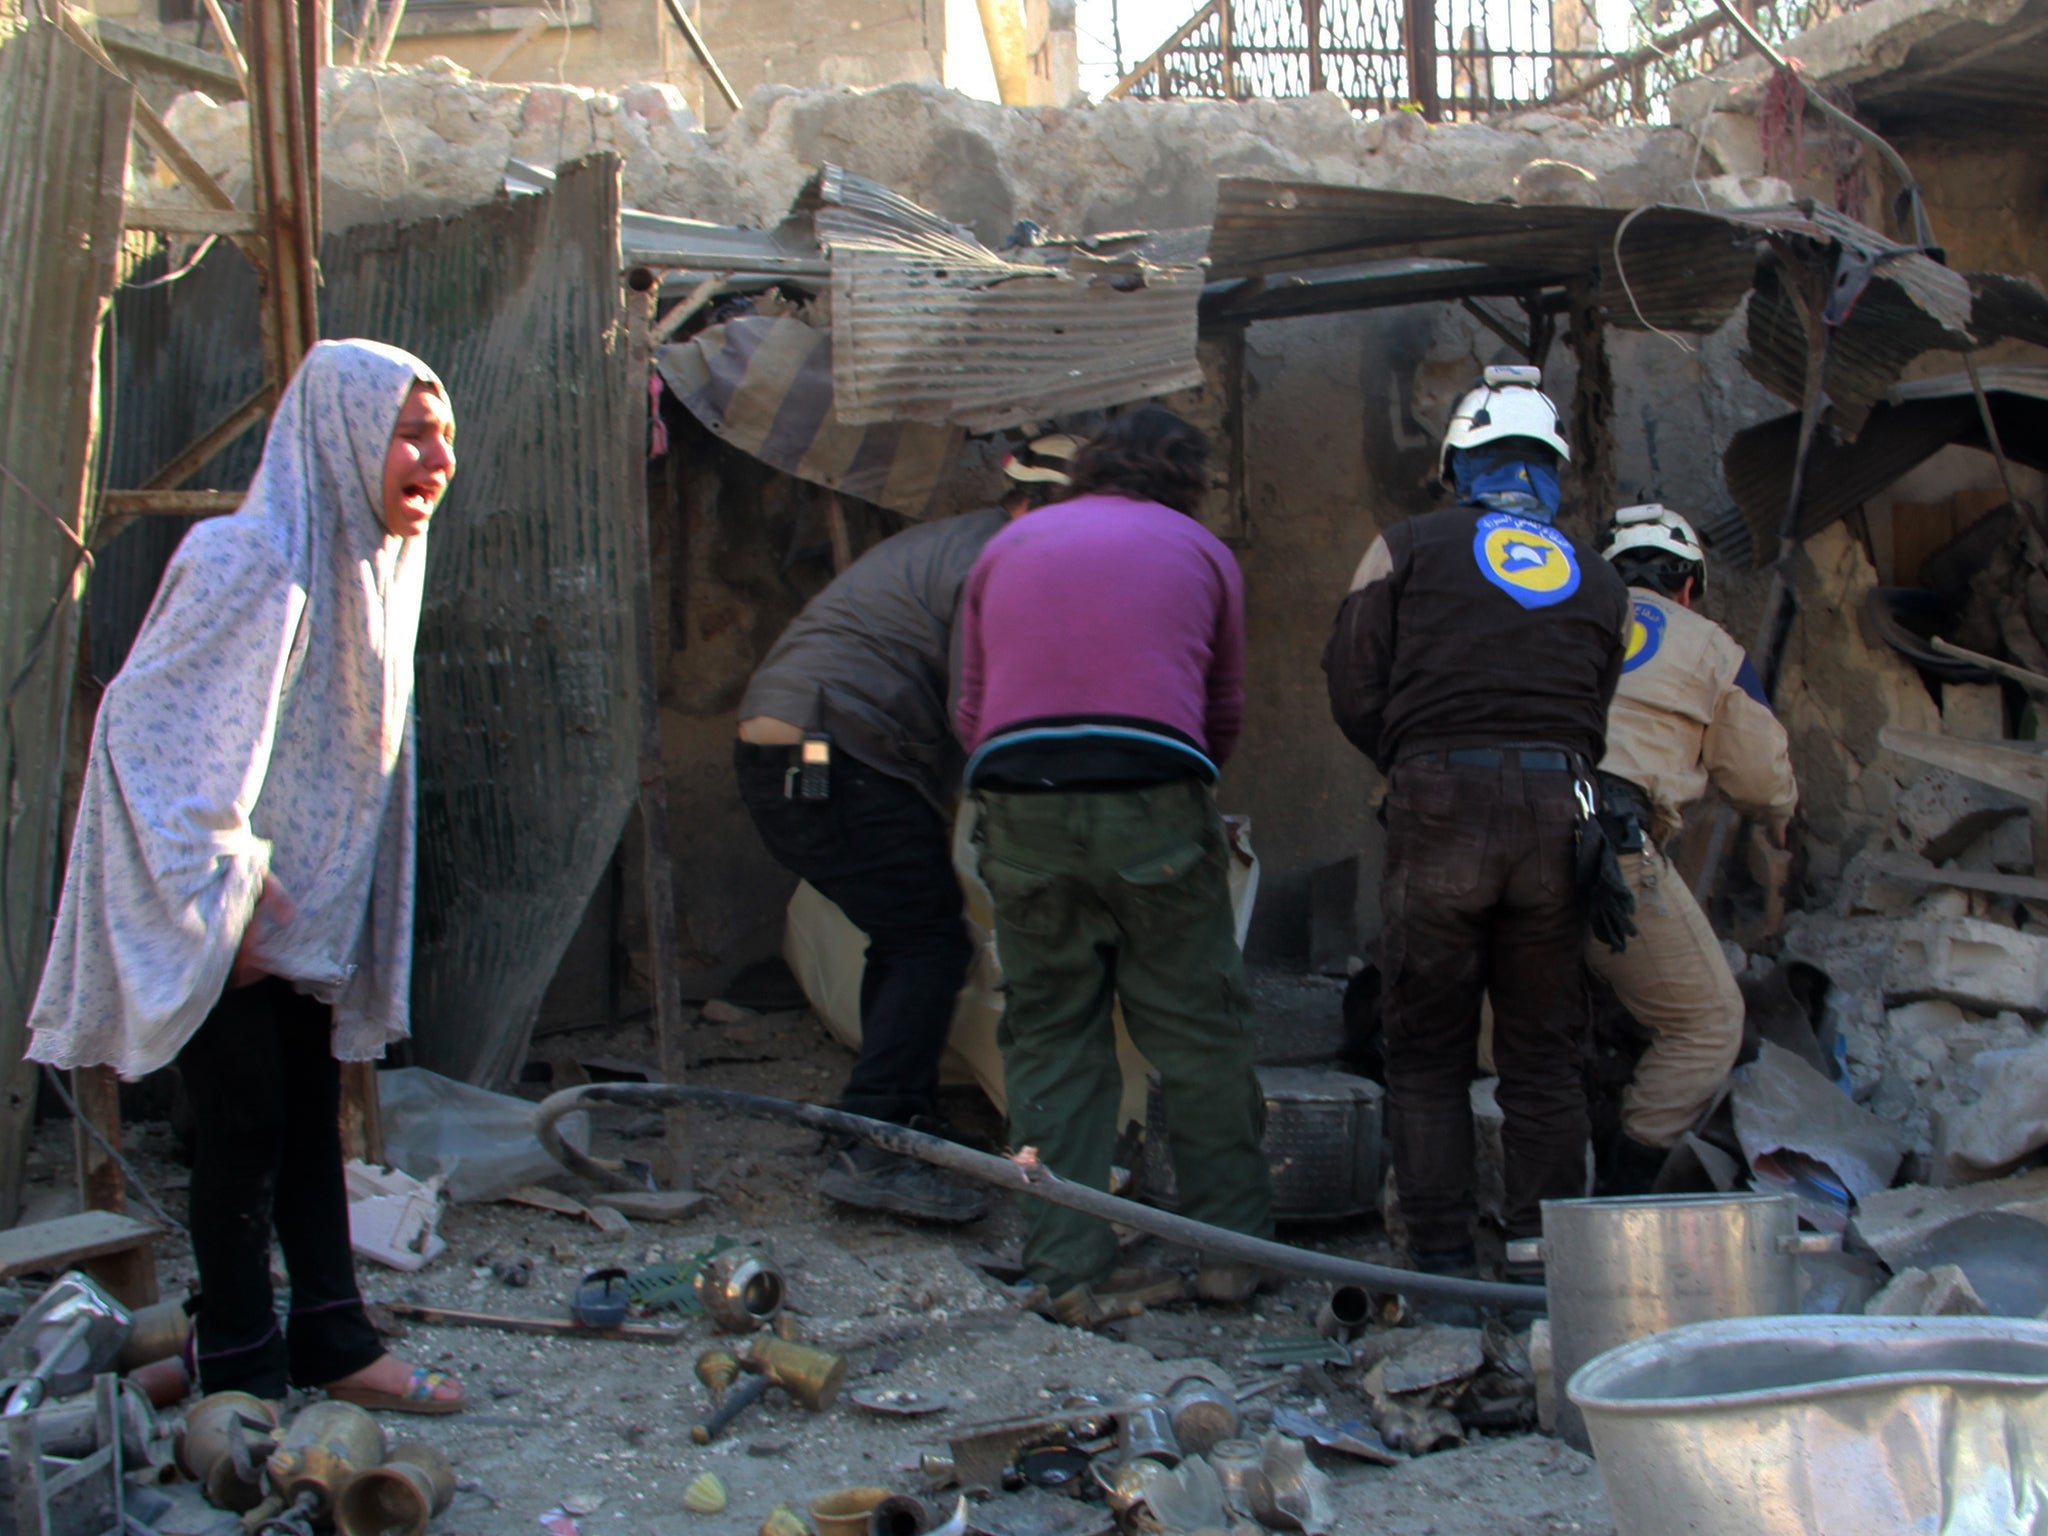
[
  {"xmin": 344, "ymin": 1160, "xmax": 448, "ymax": 1271},
  {"xmin": 1864, "ymin": 1263, "xmax": 1989, "ymax": 1318},
  {"xmin": 1853, "ymin": 1167, "xmax": 2048, "ymax": 1269},
  {"xmin": 1886, "ymin": 917, "xmax": 2048, "ymax": 1021},
  {"xmin": 1930, "ymin": 1038, "xmax": 2048, "ymax": 1184},
  {"xmin": 158, "ymin": 65, "xmax": 1710, "ymax": 244},
  {"xmin": 1375, "ymin": 1326, "xmax": 1487, "ymax": 1397},
  {"xmin": 1893, "ymin": 769, "xmax": 2031, "ymax": 865}
]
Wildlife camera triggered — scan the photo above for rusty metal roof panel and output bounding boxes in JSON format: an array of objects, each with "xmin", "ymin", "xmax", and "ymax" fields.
[
  {"xmin": 1723, "ymin": 369, "xmax": 2048, "ymax": 566},
  {"xmin": 799, "ymin": 164, "xmax": 1011, "ymax": 268},
  {"xmin": 1971, "ymin": 271, "xmax": 2048, "ymax": 351},
  {"xmin": 828, "ymin": 251, "xmax": 1207, "ymax": 432},
  {"xmin": 0, "ymin": 26, "xmax": 132, "ymax": 1196}
]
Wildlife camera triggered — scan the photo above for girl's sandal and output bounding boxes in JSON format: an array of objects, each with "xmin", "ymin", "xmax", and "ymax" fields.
[{"xmin": 325, "ymin": 1362, "xmax": 465, "ymax": 1416}]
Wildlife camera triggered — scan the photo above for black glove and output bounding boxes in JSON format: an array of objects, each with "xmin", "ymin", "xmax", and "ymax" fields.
[{"xmin": 1575, "ymin": 814, "xmax": 1638, "ymax": 955}]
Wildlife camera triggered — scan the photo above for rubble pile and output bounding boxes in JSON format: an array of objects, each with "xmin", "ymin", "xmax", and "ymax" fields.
[{"xmin": 146, "ymin": 61, "xmax": 1772, "ymax": 238}]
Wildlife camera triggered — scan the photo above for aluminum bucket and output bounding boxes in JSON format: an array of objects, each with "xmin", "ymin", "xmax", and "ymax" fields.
[
  {"xmin": 1522, "ymin": 1192, "xmax": 1824, "ymax": 1450},
  {"xmin": 1568, "ymin": 1315, "xmax": 2048, "ymax": 1536}
]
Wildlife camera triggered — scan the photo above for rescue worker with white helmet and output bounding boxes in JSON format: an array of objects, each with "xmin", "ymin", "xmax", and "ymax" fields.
[
  {"xmin": 1592, "ymin": 504, "xmax": 1797, "ymax": 1192},
  {"xmin": 1324, "ymin": 367, "xmax": 1629, "ymax": 1284}
]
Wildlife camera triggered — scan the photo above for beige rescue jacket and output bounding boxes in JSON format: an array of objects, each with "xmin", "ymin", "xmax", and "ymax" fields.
[{"xmin": 1598, "ymin": 587, "xmax": 1797, "ymax": 844}]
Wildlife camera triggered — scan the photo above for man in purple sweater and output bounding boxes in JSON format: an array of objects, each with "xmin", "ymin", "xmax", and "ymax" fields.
[{"xmin": 956, "ymin": 407, "xmax": 1274, "ymax": 1322}]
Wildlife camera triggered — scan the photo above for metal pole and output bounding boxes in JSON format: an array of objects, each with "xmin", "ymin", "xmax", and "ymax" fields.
[
  {"xmin": 1405, "ymin": 0, "xmax": 1440, "ymax": 119},
  {"xmin": 1305, "ymin": 0, "xmax": 1324, "ymax": 93},
  {"xmin": 625, "ymin": 275, "xmax": 695, "ymax": 1191}
]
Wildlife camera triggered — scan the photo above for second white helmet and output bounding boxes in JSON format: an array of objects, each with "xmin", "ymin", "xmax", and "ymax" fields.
[
  {"xmin": 1602, "ymin": 503, "xmax": 1708, "ymax": 587},
  {"xmin": 1437, "ymin": 365, "xmax": 1573, "ymax": 483}
]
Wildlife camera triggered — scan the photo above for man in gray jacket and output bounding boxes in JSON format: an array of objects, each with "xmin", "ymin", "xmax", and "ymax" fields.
[{"xmin": 735, "ymin": 437, "xmax": 1076, "ymax": 1222}]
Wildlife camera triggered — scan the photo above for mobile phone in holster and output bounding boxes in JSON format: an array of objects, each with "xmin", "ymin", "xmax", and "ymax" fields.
[{"xmin": 792, "ymin": 733, "xmax": 831, "ymax": 801}]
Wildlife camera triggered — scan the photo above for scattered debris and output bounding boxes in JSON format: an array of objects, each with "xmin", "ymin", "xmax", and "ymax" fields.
[{"xmin": 1864, "ymin": 1263, "xmax": 1989, "ymax": 1317}]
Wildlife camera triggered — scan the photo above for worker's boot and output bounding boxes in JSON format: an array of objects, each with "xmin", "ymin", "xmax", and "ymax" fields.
[
  {"xmin": 1405, "ymin": 1244, "xmax": 1481, "ymax": 1328},
  {"xmin": 1600, "ymin": 1133, "xmax": 1671, "ymax": 1198},
  {"xmin": 817, "ymin": 1142, "xmax": 989, "ymax": 1224},
  {"xmin": 1194, "ymin": 1260, "xmax": 1281, "ymax": 1308}
]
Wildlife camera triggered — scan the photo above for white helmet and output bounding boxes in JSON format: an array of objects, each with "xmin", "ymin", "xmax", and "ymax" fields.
[
  {"xmin": 1603, "ymin": 503, "xmax": 1708, "ymax": 589},
  {"xmin": 1437, "ymin": 364, "xmax": 1572, "ymax": 483}
]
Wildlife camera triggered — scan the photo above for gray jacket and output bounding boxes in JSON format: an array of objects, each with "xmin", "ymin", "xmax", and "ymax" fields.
[{"xmin": 740, "ymin": 507, "xmax": 1008, "ymax": 811}]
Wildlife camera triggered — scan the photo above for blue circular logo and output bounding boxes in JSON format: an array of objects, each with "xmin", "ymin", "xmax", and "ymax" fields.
[
  {"xmin": 1622, "ymin": 597, "xmax": 1666, "ymax": 673},
  {"xmin": 1472, "ymin": 513, "xmax": 1581, "ymax": 610}
]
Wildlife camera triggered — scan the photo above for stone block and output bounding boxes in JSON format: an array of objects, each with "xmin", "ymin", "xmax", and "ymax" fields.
[
  {"xmin": 1942, "ymin": 683, "xmax": 2006, "ymax": 743},
  {"xmin": 1885, "ymin": 919, "xmax": 2048, "ymax": 1020},
  {"xmin": 1895, "ymin": 769, "xmax": 2029, "ymax": 865},
  {"xmin": 1864, "ymin": 1263, "xmax": 1987, "ymax": 1317}
]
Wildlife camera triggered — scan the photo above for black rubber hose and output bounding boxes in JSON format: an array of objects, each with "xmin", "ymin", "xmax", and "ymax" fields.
[{"xmin": 533, "ymin": 1083, "xmax": 1546, "ymax": 1312}]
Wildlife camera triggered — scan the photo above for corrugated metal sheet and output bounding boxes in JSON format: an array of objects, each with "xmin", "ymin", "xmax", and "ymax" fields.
[
  {"xmin": 803, "ymin": 165, "xmax": 1208, "ymax": 433},
  {"xmin": 830, "ymin": 251, "xmax": 1208, "ymax": 432},
  {"xmin": 82, "ymin": 161, "xmax": 643, "ymax": 1087},
  {"xmin": 799, "ymin": 164, "xmax": 1006, "ymax": 268},
  {"xmin": 1205, "ymin": 181, "xmax": 1765, "ymax": 328},
  {"xmin": 1722, "ymin": 369, "xmax": 2048, "ymax": 566},
  {"xmin": 93, "ymin": 247, "xmax": 266, "ymax": 681},
  {"xmin": 0, "ymin": 25, "xmax": 132, "ymax": 1212},
  {"xmin": 318, "ymin": 158, "xmax": 642, "ymax": 1086},
  {"xmin": 1972, "ymin": 271, "xmax": 2048, "ymax": 352},
  {"xmin": 1738, "ymin": 252, "xmax": 1973, "ymax": 438},
  {"xmin": 1202, "ymin": 180, "xmax": 1971, "ymax": 352}
]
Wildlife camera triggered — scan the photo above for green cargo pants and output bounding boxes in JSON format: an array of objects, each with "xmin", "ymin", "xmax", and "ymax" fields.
[{"xmin": 976, "ymin": 778, "xmax": 1273, "ymax": 1296}]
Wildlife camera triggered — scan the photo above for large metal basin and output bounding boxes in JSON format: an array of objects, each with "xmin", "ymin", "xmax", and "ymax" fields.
[
  {"xmin": 1537, "ymin": 1192, "xmax": 1809, "ymax": 1450},
  {"xmin": 1569, "ymin": 1315, "xmax": 2048, "ymax": 1536}
]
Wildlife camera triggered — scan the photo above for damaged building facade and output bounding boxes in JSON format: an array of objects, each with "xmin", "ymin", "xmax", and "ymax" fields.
[
  {"xmin": 5, "ymin": 0, "xmax": 2046, "ymax": 1246},
  {"xmin": 91, "ymin": 0, "xmax": 2048, "ymax": 1119}
]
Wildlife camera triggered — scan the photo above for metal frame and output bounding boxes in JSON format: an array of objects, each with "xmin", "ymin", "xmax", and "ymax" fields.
[
  {"xmin": 3, "ymin": 1375, "xmax": 145, "ymax": 1536},
  {"xmin": 1107, "ymin": 0, "xmax": 1869, "ymax": 120}
]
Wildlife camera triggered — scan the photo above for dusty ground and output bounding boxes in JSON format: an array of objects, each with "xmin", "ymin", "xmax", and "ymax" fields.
[{"xmin": 15, "ymin": 967, "xmax": 1614, "ymax": 1536}]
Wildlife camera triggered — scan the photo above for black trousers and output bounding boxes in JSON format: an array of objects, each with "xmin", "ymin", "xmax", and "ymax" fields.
[
  {"xmin": 177, "ymin": 977, "xmax": 382, "ymax": 1398},
  {"xmin": 736, "ymin": 741, "xmax": 972, "ymax": 1125},
  {"xmin": 1379, "ymin": 756, "xmax": 1592, "ymax": 1252}
]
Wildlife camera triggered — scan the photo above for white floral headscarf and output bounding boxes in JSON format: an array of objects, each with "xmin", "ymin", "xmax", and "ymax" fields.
[{"xmin": 29, "ymin": 339, "xmax": 444, "ymax": 1078}]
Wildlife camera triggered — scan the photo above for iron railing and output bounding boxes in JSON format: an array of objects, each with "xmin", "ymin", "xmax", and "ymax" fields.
[{"xmin": 1108, "ymin": 0, "xmax": 1865, "ymax": 121}]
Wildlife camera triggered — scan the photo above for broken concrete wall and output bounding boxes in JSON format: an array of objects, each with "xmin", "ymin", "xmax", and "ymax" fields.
[{"xmin": 151, "ymin": 70, "xmax": 1809, "ymax": 971}]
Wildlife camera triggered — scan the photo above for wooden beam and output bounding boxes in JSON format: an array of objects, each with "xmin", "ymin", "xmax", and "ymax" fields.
[
  {"xmin": 0, "ymin": 1210, "xmax": 160, "ymax": 1299},
  {"xmin": 200, "ymin": 0, "xmax": 252, "ymax": 95},
  {"xmin": 91, "ymin": 14, "xmax": 244, "ymax": 97},
  {"xmin": 123, "ymin": 204, "xmax": 261, "ymax": 237},
  {"xmin": 139, "ymin": 387, "xmax": 273, "ymax": 493},
  {"xmin": 1529, "ymin": 11, "xmax": 1720, "ymax": 111},
  {"xmin": 381, "ymin": 1300, "xmax": 687, "ymax": 1342},
  {"xmin": 626, "ymin": 281, "xmax": 696, "ymax": 1192},
  {"xmin": 70, "ymin": 1069, "xmax": 158, "ymax": 1308},
  {"xmin": 478, "ymin": 14, "xmax": 549, "ymax": 79},
  {"xmin": 657, "ymin": 0, "xmax": 742, "ymax": 113},
  {"xmin": 1106, "ymin": 0, "xmax": 1219, "ymax": 97},
  {"xmin": 100, "ymin": 490, "xmax": 243, "ymax": 516},
  {"xmin": 1864, "ymin": 850, "xmax": 2048, "ymax": 905},
  {"xmin": 339, "ymin": 1063, "xmax": 384, "ymax": 1165},
  {"xmin": 369, "ymin": 0, "xmax": 409, "ymax": 66},
  {"xmin": 59, "ymin": 8, "xmax": 270, "ymax": 269}
]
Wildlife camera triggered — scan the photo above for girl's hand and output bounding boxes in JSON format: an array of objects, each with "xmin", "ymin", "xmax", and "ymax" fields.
[{"xmin": 230, "ymin": 874, "xmax": 297, "ymax": 989}]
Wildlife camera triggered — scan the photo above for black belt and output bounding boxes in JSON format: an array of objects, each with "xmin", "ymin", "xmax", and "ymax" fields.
[{"xmin": 1423, "ymin": 747, "xmax": 1572, "ymax": 772}]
